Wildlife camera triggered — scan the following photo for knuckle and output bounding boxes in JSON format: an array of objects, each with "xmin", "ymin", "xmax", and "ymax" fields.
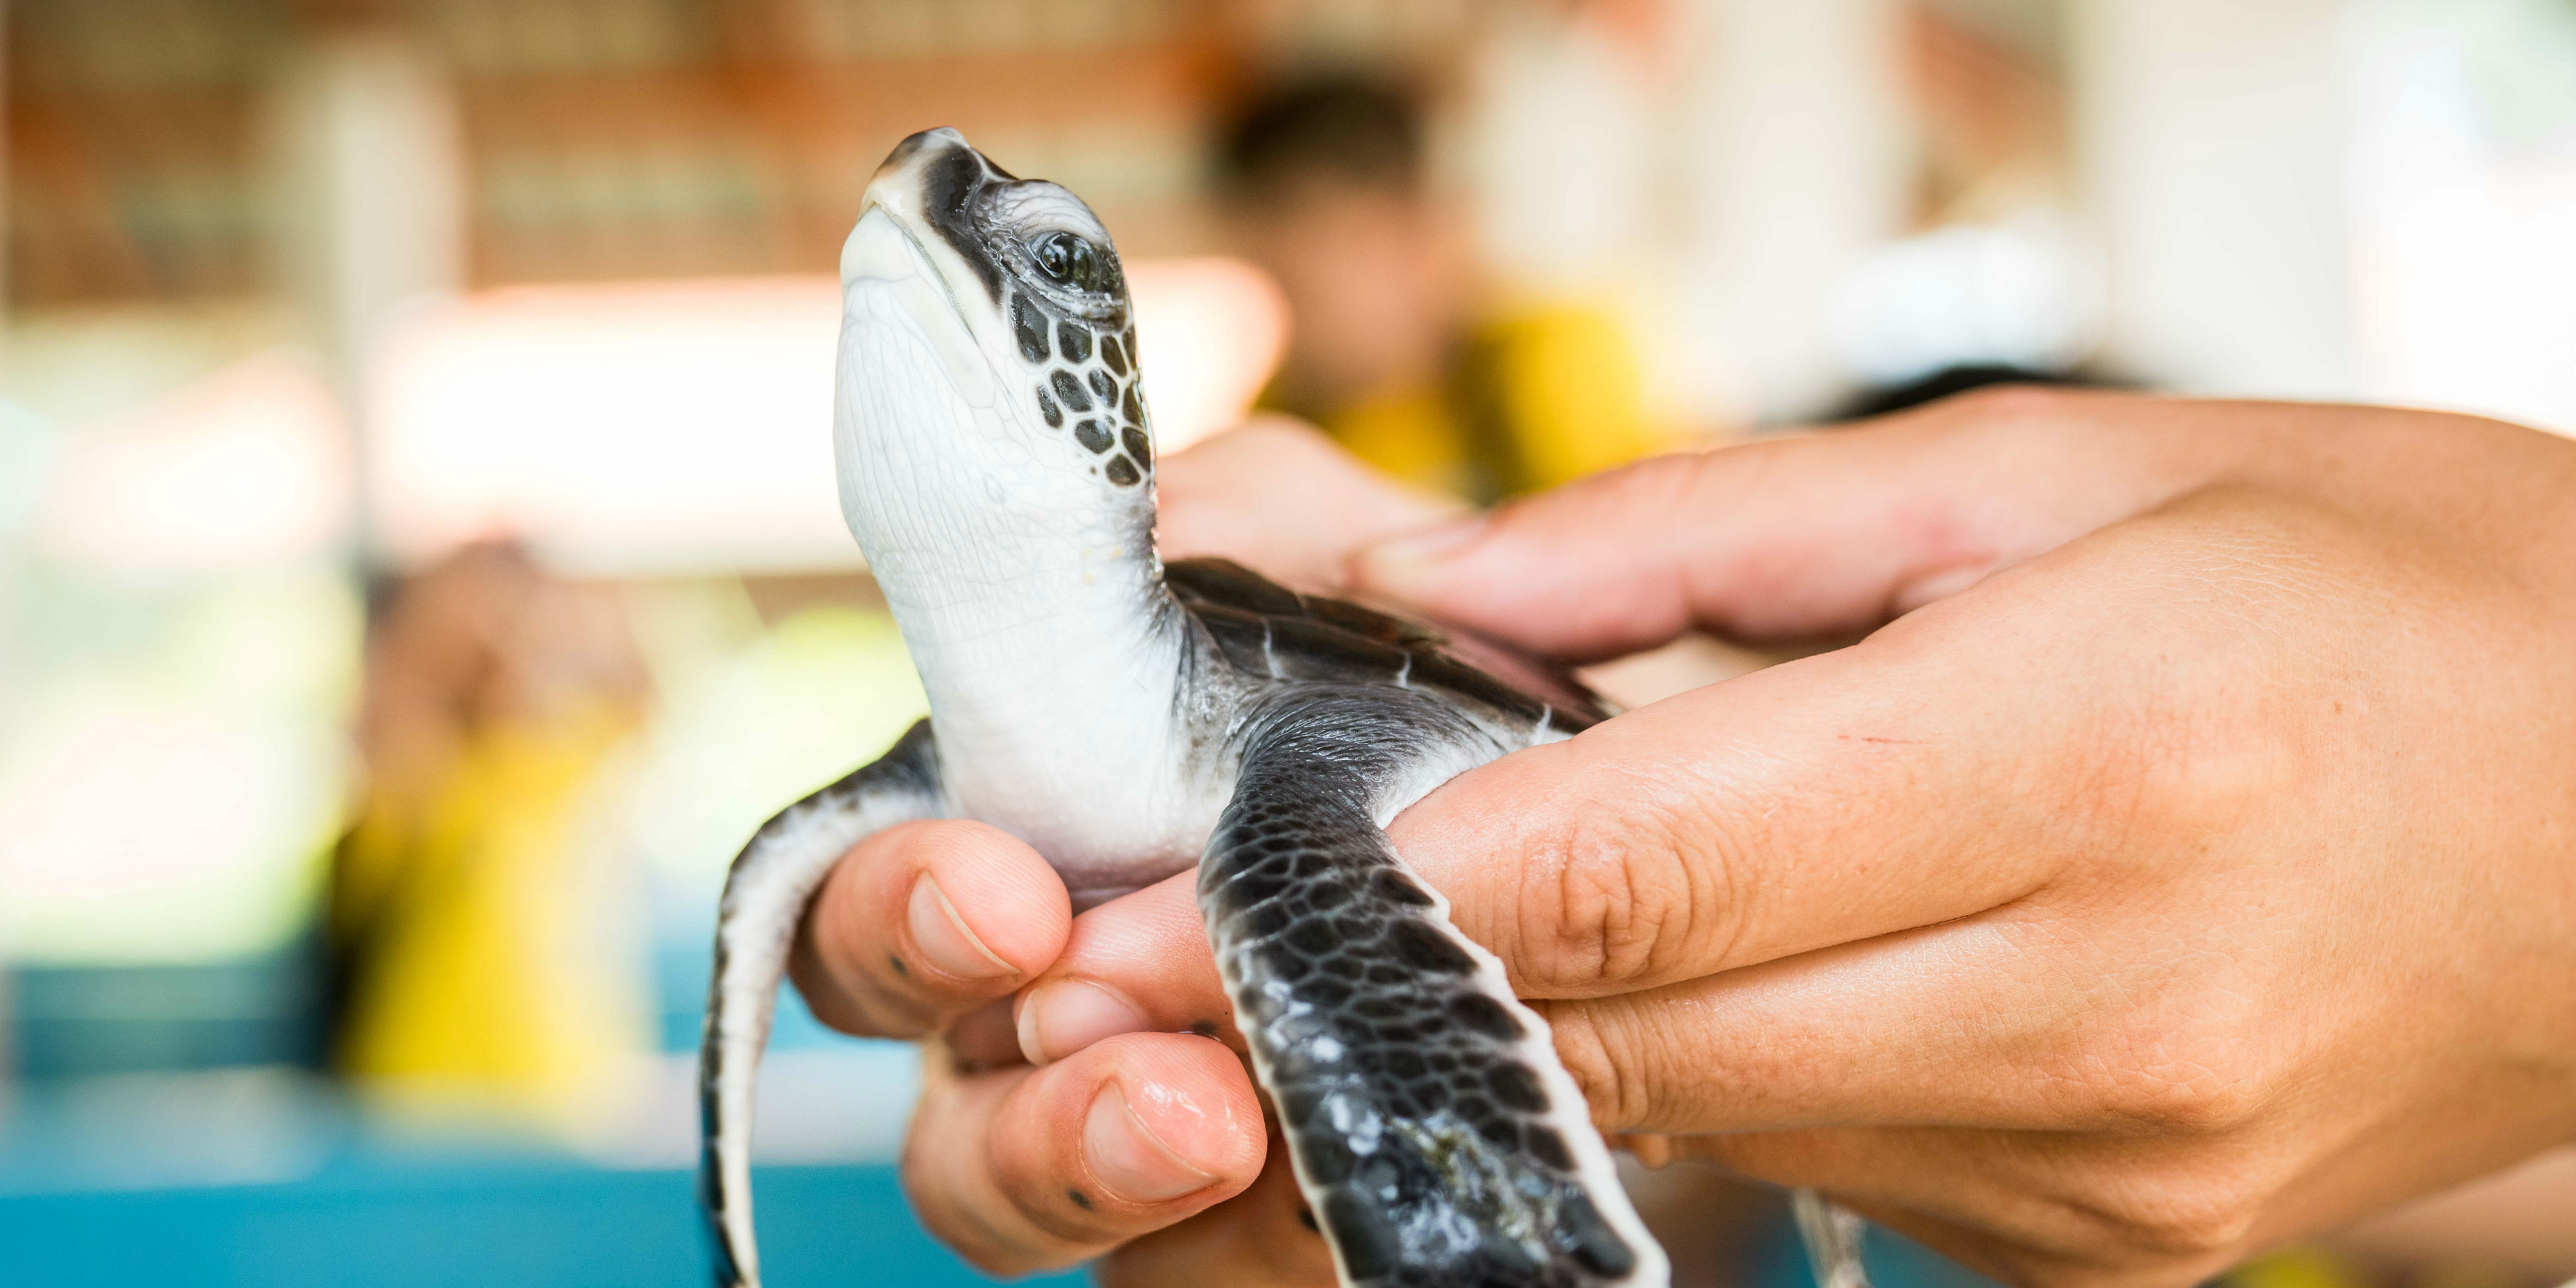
[
  {"xmin": 2067, "ymin": 1153, "xmax": 2277, "ymax": 1260},
  {"xmin": 1540, "ymin": 811, "xmax": 1660, "ymax": 991},
  {"xmin": 898, "ymin": 1135, "xmax": 1019, "ymax": 1274},
  {"xmin": 898, "ymin": 1086, "xmax": 1072, "ymax": 1278},
  {"xmin": 1519, "ymin": 766, "xmax": 1738, "ymax": 996},
  {"xmin": 2063, "ymin": 681, "xmax": 2293, "ymax": 859},
  {"xmin": 2063, "ymin": 994, "xmax": 2276, "ymax": 1137},
  {"xmin": 1536, "ymin": 1001, "xmax": 1652, "ymax": 1130},
  {"xmin": 904, "ymin": 1171, "xmax": 1063, "ymax": 1278},
  {"xmin": 1934, "ymin": 381, "xmax": 2087, "ymax": 431},
  {"xmin": 2088, "ymin": 1064, "xmax": 2269, "ymax": 1137}
]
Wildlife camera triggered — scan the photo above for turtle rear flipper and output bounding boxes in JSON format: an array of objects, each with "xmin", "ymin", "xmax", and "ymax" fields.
[
  {"xmin": 701, "ymin": 721, "xmax": 946, "ymax": 1288},
  {"xmin": 1201, "ymin": 694, "xmax": 1667, "ymax": 1288}
]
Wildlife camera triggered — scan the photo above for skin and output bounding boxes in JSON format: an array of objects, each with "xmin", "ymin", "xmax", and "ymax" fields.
[{"xmin": 786, "ymin": 391, "xmax": 2576, "ymax": 1287}]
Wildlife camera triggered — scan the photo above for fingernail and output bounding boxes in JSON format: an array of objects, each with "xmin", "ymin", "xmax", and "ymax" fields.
[
  {"xmin": 905, "ymin": 875, "xmax": 1017, "ymax": 981},
  {"xmin": 1016, "ymin": 979, "xmax": 1149, "ymax": 1065},
  {"xmin": 1084, "ymin": 1083, "xmax": 1216, "ymax": 1204},
  {"xmin": 1356, "ymin": 516, "xmax": 1487, "ymax": 595}
]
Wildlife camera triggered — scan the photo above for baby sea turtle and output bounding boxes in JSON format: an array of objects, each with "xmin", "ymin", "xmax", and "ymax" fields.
[{"xmin": 700, "ymin": 129, "xmax": 1865, "ymax": 1288}]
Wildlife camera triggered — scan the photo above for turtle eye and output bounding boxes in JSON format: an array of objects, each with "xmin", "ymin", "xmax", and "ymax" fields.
[{"xmin": 1029, "ymin": 231, "xmax": 1101, "ymax": 291}]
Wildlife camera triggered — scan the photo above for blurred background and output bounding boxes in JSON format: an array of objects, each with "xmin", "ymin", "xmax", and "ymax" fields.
[{"xmin": 4, "ymin": 1, "xmax": 2574, "ymax": 1285}]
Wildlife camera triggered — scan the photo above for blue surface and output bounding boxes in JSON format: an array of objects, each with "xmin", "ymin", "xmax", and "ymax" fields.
[
  {"xmin": 1748, "ymin": 1205, "xmax": 1999, "ymax": 1288},
  {"xmin": 0, "ymin": 1159, "xmax": 1086, "ymax": 1288}
]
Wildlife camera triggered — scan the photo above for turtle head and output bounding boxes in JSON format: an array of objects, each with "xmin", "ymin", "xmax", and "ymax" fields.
[{"xmin": 835, "ymin": 129, "xmax": 1156, "ymax": 585}]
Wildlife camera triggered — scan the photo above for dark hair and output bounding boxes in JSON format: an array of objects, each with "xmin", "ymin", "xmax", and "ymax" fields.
[
  {"xmin": 1828, "ymin": 364, "xmax": 2128, "ymax": 422},
  {"xmin": 1215, "ymin": 75, "xmax": 1424, "ymax": 202}
]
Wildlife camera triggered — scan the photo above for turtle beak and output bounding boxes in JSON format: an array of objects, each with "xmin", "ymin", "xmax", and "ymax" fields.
[
  {"xmin": 843, "ymin": 126, "xmax": 1001, "ymax": 307},
  {"xmin": 856, "ymin": 126, "xmax": 968, "ymax": 231},
  {"xmin": 840, "ymin": 205, "xmax": 923, "ymax": 285},
  {"xmin": 843, "ymin": 128, "xmax": 960, "ymax": 282},
  {"xmin": 839, "ymin": 131, "xmax": 996, "ymax": 402}
]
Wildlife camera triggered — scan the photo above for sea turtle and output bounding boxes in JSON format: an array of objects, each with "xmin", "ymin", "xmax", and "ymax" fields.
[{"xmin": 700, "ymin": 128, "xmax": 1865, "ymax": 1288}]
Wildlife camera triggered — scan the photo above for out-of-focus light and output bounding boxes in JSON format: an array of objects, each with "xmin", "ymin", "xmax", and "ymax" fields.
[
  {"xmin": 371, "ymin": 260, "xmax": 1283, "ymax": 574},
  {"xmin": 370, "ymin": 278, "xmax": 846, "ymax": 574},
  {"xmin": 2350, "ymin": 1, "xmax": 2576, "ymax": 435},
  {"xmin": 0, "ymin": 685, "xmax": 348, "ymax": 964},
  {"xmin": 35, "ymin": 350, "xmax": 350, "ymax": 573},
  {"xmin": 1830, "ymin": 216, "xmax": 2102, "ymax": 387},
  {"xmin": 1127, "ymin": 257, "xmax": 1289, "ymax": 453}
]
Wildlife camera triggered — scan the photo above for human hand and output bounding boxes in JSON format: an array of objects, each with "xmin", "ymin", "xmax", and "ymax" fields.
[
  {"xmin": 799, "ymin": 391, "xmax": 2576, "ymax": 1287},
  {"xmin": 782, "ymin": 415, "xmax": 1447, "ymax": 1280}
]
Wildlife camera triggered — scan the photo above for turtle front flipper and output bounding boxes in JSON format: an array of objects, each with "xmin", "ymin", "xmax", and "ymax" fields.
[
  {"xmin": 1200, "ymin": 694, "xmax": 1669, "ymax": 1288},
  {"xmin": 701, "ymin": 719, "xmax": 946, "ymax": 1287}
]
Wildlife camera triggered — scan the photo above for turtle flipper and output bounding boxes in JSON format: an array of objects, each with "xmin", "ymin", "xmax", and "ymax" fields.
[
  {"xmin": 700, "ymin": 719, "xmax": 945, "ymax": 1287},
  {"xmin": 1200, "ymin": 696, "xmax": 1669, "ymax": 1288}
]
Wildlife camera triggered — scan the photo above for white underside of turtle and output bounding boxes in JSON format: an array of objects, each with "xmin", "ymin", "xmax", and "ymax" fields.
[{"xmin": 697, "ymin": 128, "xmax": 1871, "ymax": 1288}]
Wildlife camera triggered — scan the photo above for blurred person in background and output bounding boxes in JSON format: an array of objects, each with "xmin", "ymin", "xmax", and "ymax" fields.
[
  {"xmin": 1217, "ymin": 76, "xmax": 1678, "ymax": 504},
  {"xmin": 329, "ymin": 541, "xmax": 654, "ymax": 1142}
]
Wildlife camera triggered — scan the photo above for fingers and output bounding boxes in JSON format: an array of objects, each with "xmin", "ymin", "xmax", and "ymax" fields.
[
  {"xmin": 1389, "ymin": 484, "xmax": 2331, "ymax": 1007},
  {"xmin": 1156, "ymin": 414, "xmax": 1459, "ymax": 592},
  {"xmin": 1098, "ymin": 1135, "xmax": 1338, "ymax": 1288},
  {"xmin": 1671, "ymin": 1126, "xmax": 2105, "ymax": 1272},
  {"xmin": 1012, "ymin": 870, "xmax": 1236, "ymax": 1066},
  {"xmin": 1388, "ymin": 614, "xmax": 2076, "ymax": 1002},
  {"xmin": 1667, "ymin": 1124, "xmax": 2269, "ymax": 1286},
  {"xmin": 791, "ymin": 820, "xmax": 1072, "ymax": 1039},
  {"xmin": 903, "ymin": 1032, "xmax": 1266, "ymax": 1277},
  {"xmin": 1355, "ymin": 388, "xmax": 2200, "ymax": 659},
  {"xmin": 1533, "ymin": 905, "xmax": 2208, "ymax": 1137}
]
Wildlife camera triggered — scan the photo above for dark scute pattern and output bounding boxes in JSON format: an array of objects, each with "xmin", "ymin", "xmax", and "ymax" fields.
[
  {"xmin": 1100, "ymin": 333, "xmax": 1128, "ymax": 376},
  {"xmin": 1074, "ymin": 419, "xmax": 1113, "ymax": 453},
  {"xmin": 1406, "ymin": 650, "xmax": 1546, "ymax": 723},
  {"xmin": 920, "ymin": 147, "xmax": 1001, "ymax": 301},
  {"xmin": 1191, "ymin": 603, "xmax": 1274, "ymax": 676},
  {"xmin": 1121, "ymin": 383, "xmax": 1142, "ymax": 424},
  {"xmin": 1487, "ymin": 1063, "xmax": 1549, "ymax": 1112},
  {"xmin": 1011, "ymin": 292, "xmax": 1049, "ymax": 363},
  {"xmin": 1448, "ymin": 994, "xmax": 1524, "ymax": 1043},
  {"xmin": 1558, "ymin": 1195, "xmax": 1638, "ymax": 1278},
  {"xmin": 1303, "ymin": 595, "xmax": 1448, "ymax": 652},
  {"xmin": 1164, "ymin": 558, "xmax": 1595, "ymax": 727},
  {"xmin": 1326, "ymin": 1189, "xmax": 1400, "ymax": 1280},
  {"xmin": 1167, "ymin": 558, "xmax": 1303, "ymax": 616},
  {"xmin": 1203, "ymin": 711, "xmax": 1636, "ymax": 1288},
  {"xmin": 1525, "ymin": 1127, "xmax": 1573, "ymax": 1173},
  {"xmin": 1090, "ymin": 368, "xmax": 1117, "ymax": 403},
  {"xmin": 1052, "ymin": 369, "xmax": 1092, "ymax": 413},
  {"xmin": 1059, "ymin": 321, "xmax": 1092, "ymax": 363},
  {"xmin": 1037, "ymin": 386, "xmax": 1063, "ymax": 428},
  {"xmin": 1105, "ymin": 455, "xmax": 1142, "ymax": 487},
  {"xmin": 1388, "ymin": 920, "xmax": 1475, "ymax": 975},
  {"xmin": 1265, "ymin": 615, "xmax": 1408, "ymax": 684},
  {"xmin": 1122, "ymin": 424, "xmax": 1152, "ymax": 466}
]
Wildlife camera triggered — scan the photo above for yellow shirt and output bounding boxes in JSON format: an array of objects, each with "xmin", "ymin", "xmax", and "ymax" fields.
[
  {"xmin": 335, "ymin": 702, "xmax": 648, "ymax": 1141},
  {"xmin": 1276, "ymin": 301, "xmax": 1672, "ymax": 503}
]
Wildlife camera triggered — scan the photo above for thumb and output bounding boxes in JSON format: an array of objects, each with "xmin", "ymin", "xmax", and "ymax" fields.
[{"xmin": 1352, "ymin": 390, "xmax": 2186, "ymax": 661}]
